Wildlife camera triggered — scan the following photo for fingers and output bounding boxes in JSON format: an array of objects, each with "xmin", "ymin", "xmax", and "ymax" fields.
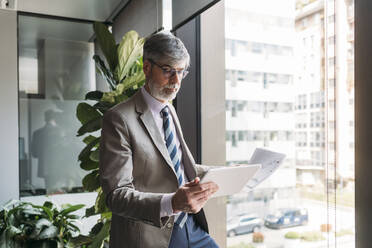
[
  {"xmin": 173, "ymin": 179, "xmax": 219, "ymax": 213},
  {"xmin": 194, "ymin": 177, "xmax": 200, "ymax": 184},
  {"xmin": 194, "ymin": 184, "xmax": 218, "ymax": 200},
  {"xmin": 184, "ymin": 177, "xmax": 200, "ymax": 187},
  {"xmin": 173, "ymin": 188, "xmax": 218, "ymax": 214},
  {"xmin": 187, "ymin": 181, "xmax": 215, "ymax": 193}
]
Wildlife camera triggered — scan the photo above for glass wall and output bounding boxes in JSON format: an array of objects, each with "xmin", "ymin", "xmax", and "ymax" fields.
[
  {"xmin": 224, "ymin": 0, "xmax": 355, "ymax": 247},
  {"xmin": 18, "ymin": 15, "xmax": 96, "ymax": 196}
]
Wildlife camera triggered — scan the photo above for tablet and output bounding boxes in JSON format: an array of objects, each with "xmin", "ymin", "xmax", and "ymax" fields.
[{"xmin": 200, "ymin": 164, "xmax": 261, "ymax": 198}]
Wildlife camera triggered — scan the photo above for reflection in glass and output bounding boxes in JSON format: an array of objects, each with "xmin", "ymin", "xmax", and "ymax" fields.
[
  {"xmin": 18, "ymin": 15, "xmax": 96, "ymax": 196},
  {"xmin": 225, "ymin": 0, "xmax": 355, "ymax": 247}
]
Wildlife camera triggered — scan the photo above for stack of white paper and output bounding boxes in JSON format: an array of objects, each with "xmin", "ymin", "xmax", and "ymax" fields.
[{"xmin": 245, "ymin": 148, "xmax": 286, "ymax": 189}]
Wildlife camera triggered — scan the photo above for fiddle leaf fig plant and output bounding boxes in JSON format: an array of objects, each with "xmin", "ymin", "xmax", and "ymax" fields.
[{"xmin": 75, "ymin": 22, "xmax": 146, "ymax": 247}]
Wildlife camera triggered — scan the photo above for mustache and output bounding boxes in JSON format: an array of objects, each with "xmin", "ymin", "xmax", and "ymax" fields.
[{"xmin": 164, "ymin": 84, "xmax": 178, "ymax": 89}]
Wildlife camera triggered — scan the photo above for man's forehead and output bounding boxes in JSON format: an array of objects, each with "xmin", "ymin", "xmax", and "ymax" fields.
[{"xmin": 160, "ymin": 60, "xmax": 187, "ymax": 70}]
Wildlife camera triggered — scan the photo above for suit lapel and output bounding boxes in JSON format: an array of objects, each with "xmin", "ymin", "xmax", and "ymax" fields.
[{"xmin": 134, "ymin": 92, "xmax": 176, "ymax": 176}]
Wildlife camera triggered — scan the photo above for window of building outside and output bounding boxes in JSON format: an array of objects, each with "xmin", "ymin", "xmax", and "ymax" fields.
[
  {"xmin": 225, "ymin": 0, "xmax": 354, "ymax": 247},
  {"xmin": 18, "ymin": 15, "xmax": 96, "ymax": 196}
]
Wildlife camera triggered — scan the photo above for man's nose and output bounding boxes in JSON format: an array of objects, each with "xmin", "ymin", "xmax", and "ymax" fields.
[{"xmin": 170, "ymin": 71, "xmax": 182, "ymax": 84}]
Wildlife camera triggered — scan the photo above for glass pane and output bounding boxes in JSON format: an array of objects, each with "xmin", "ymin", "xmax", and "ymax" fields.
[
  {"xmin": 225, "ymin": 0, "xmax": 354, "ymax": 247},
  {"xmin": 18, "ymin": 15, "xmax": 96, "ymax": 196}
]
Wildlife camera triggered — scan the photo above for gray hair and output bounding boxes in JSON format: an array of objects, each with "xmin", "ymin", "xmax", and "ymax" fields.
[{"xmin": 143, "ymin": 31, "xmax": 190, "ymax": 68}]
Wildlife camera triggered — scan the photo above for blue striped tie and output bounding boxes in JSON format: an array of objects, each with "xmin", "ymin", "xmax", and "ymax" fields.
[{"xmin": 161, "ymin": 106, "xmax": 188, "ymax": 228}]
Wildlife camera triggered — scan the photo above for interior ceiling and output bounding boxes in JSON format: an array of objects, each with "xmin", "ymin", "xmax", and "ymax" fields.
[
  {"xmin": 17, "ymin": 0, "xmax": 131, "ymax": 57},
  {"xmin": 19, "ymin": 15, "xmax": 94, "ymax": 57},
  {"xmin": 16, "ymin": 0, "xmax": 130, "ymax": 22}
]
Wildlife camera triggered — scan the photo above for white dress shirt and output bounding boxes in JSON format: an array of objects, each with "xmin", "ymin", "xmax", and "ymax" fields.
[{"xmin": 141, "ymin": 87, "xmax": 188, "ymax": 217}]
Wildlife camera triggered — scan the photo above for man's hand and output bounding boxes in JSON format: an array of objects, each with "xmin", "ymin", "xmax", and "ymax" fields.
[{"xmin": 171, "ymin": 177, "xmax": 219, "ymax": 214}]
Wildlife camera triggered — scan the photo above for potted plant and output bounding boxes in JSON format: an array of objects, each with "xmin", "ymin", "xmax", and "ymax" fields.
[
  {"xmin": 74, "ymin": 22, "xmax": 146, "ymax": 247},
  {"xmin": 320, "ymin": 223, "xmax": 332, "ymax": 232},
  {"xmin": 252, "ymin": 231, "xmax": 265, "ymax": 248},
  {"xmin": 284, "ymin": 231, "xmax": 301, "ymax": 248},
  {"xmin": 301, "ymin": 231, "xmax": 325, "ymax": 242},
  {"xmin": 0, "ymin": 199, "xmax": 84, "ymax": 248}
]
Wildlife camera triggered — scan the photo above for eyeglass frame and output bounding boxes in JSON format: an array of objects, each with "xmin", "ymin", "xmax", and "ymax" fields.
[{"xmin": 147, "ymin": 58, "xmax": 189, "ymax": 79}]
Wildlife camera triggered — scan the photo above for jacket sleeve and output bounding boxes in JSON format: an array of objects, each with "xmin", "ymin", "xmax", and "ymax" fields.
[{"xmin": 99, "ymin": 109, "xmax": 169, "ymax": 228}]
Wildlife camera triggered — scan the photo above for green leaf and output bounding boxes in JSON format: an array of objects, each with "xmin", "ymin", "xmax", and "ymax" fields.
[
  {"xmin": 93, "ymin": 22, "xmax": 118, "ymax": 72},
  {"xmin": 100, "ymin": 68, "xmax": 145, "ymax": 105},
  {"xmin": 38, "ymin": 225, "xmax": 58, "ymax": 239},
  {"xmin": 116, "ymin": 31, "xmax": 144, "ymax": 82},
  {"xmin": 85, "ymin": 91, "xmax": 104, "ymax": 101},
  {"xmin": 88, "ymin": 221, "xmax": 110, "ymax": 248},
  {"xmin": 22, "ymin": 207, "xmax": 42, "ymax": 216},
  {"xmin": 43, "ymin": 201, "xmax": 53, "ymax": 210},
  {"xmin": 95, "ymin": 189, "xmax": 108, "ymax": 214},
  {"xmin": 83, "ymin": 135, "xmax": 98, "ymax": 145},
  {"xmin": 60, "ymin": 204, "xmax": 85, "ymax": 216},
  {"xmin": 67, "ymin": 235, "xmax": 93, "ymax": 247},
  {"xmin": 76, "ymin": 103, "xmax": 102, "ymax": 125},
  {"xmin": 82, "ymin": 170, "xmax": 100, "ymax": 192},
  {"xmin": 117, "ymin": 70, "xmax": 145, "ymax": 95},
  {"xmin": 114, "ymin": 94, "xmax": 129, "ymax": 104},
  {"xmin": 2, "ymin": 200, "xmax": 20, "ymax": 211},
  {"xmin": 66, "ymin": 214, "xmax": 80, "ymax": 220},
  {"xmin": 89, "ymin": 222, "xmax": 103, "ymax": 236},
  {"xmin": 126, "ymin": 57, "xmax": 143, "ymax": 78},
  {"xmin": 100, "ymin": 211, "xmax": 112, "ymax": 220},
  {"xmin": 93, "ymin": 55, "xmax": 117, "ymax": 90},
  {"xmin": 67, "ymin": 222, "xmax": 80, "ymax": 232},
  {"xmin": 31, "ymin": 218, "xmax": 52, "ymax": 238},
  {"xmin": 85, "ymin": 206, "xmax": 97, "ymax": 218},
  {"xmin": 41, "ymin": 206, "xmax": 53, "ymax": 221},
  {"xmin": 80, "ymin": 158, "xmax": 99, "ymax": 171},
  {"xmin": 93, "ymin": 101, "xmax": 114, "ymax": 113},
  {"xmin": 101, "ymin": 92, "xmax": 116, "ymax": 104},
  {"xmin": 77, "ymin": 117, "xmax": 102, "ymax": 137},
  {"xmin": 79, "ymin": 137, "xmax": 100, "ymax": 161},
  {"xmin": 35, "ymin": 218, "xmax": 52, "ymax": 229},
  {"xmin": 89, "ymin": 149, "xmax": 100, "ymax": 162},
  {"xmin": 6, "ymin": 226, "xmax": 22, "ymax": 237}
]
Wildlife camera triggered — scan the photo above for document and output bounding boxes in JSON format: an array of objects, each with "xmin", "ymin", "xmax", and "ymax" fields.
[
  {"xmin": 200, "ymin": 148, "xmax": 285, "ymax": 198},
  {"xmin": 245, "ymin": 148, "xmax": 286, "ymax": 189}
]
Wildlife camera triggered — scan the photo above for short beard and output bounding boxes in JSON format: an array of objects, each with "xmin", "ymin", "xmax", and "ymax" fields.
[{"xmin": 147, "ymin": 77, "xmax": 179, "ymax": 102}]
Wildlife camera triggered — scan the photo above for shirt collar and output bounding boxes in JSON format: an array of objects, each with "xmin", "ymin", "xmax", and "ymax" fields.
[{"xmin": 141, "ymin": 86, "xmax": 168, "ymax": 115}]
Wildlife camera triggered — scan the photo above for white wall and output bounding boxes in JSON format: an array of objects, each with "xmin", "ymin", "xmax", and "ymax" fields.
[
  {"xmin": 0, "ymin": 9, "xmax": 19, "ymax": 205},
  {"xmin": 200, "ymin": 1, "xmax": 227, "ymax": 246}
]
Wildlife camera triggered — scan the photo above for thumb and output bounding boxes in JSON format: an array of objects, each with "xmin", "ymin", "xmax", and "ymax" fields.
[{"xmin": 184, "ymin": 177, "xmax": 200, "ymax": 186}]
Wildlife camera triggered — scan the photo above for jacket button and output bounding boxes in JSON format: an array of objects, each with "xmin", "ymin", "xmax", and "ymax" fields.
[{"xmin": 167, "ymin": 223, "xmax": 173, "ymax": 229}]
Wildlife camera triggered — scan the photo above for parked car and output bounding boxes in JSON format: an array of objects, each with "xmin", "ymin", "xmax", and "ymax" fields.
[
  {"xmin": 227, "ymin": 214, "xmax": 263, "ymax": 237},
  {"xmin": 264, "ymin": 208, "xmax": 308, "ymax": 229}
]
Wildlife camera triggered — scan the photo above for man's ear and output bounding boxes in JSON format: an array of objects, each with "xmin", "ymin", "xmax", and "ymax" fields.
[{"xmin": 143, "ymin": 60, "xmax": 152, "ymax": 77}]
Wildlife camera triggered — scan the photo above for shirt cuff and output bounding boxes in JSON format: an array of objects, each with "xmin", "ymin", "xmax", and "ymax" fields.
[{"xmin": 160, "ymin": 193, "xmax": 176, "ymax": 217}]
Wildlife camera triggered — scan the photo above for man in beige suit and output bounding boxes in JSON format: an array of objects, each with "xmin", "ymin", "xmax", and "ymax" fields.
[{"xmin": 99, "ymin": 32, "xmax": 219, "ymax": 248}]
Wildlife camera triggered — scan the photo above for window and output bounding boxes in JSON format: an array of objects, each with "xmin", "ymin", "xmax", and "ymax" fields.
[
  {"xmin": 224, "ymin": 0, "xmax": 355, "ymax": 247},
  {"xmin": 18, "ymin": 15, "xmax": 95, "ymax": 196},
  {"xmin": 329, "ymin": 14, "xmax": 336, "ymax": 23},
  {"xmin": 328, "ymin": 56, "xmax": 336, "ymax": 67},
  {"xmin": 297, "ymin": 94, "xmax": 307, "ymax": 110},
  {"xmin": 329, "ymin": 35, "xmax": 336, "ymax": 45}
]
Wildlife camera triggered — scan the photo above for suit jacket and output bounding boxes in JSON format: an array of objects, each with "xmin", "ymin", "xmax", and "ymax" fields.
[{"xmin": 99, "ymin": 90, "xmax": 210, "ymax": 248}]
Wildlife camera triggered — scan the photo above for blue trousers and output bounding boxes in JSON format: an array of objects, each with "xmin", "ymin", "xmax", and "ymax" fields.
[{"xmin": 168, "ymin": 215, "xmax": 219, "ymax": 248}]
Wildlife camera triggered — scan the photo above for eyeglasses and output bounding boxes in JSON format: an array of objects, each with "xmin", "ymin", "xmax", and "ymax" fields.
[{"xmin": 148, "ymin": 59, "xmax": 189, "ymax": 79}]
